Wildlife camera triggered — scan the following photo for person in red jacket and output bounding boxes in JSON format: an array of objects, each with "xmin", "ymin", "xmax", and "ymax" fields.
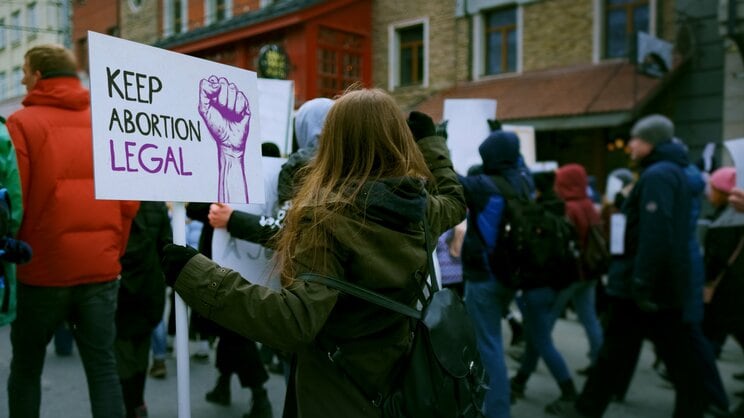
[
  {"xmin": 5, "ymin": 44, "xmax": 138, "ymax": 418},
  {"xmin": 554, "ymin": 164, "xmax": 604, "ymax": 373}
]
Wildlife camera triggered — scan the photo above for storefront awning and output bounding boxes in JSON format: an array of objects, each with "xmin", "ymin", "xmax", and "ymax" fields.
[{"xmin": 415, "ymin": 59, "xmax": 683, "ymax": 131}]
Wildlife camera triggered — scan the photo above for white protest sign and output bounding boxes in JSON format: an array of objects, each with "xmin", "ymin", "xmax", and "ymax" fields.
[
  {"xmin": 257, "ymin": 79, "xmax": 294, "ymax": 157},
  {"xmin": 502, "ymin": 124, "xmax": 536, "ymax": 166},
  {"xmin": 212, "ymin": 156, "xmax": 285, "ymax": 291},
  {"xmin": 443, "ymin": 99, "xmax": 497, "ymax": 174},
  {"xmin": 724, "ymin": 138, "xmax": 744, "ymax": 188},
  {"xmin": 88, "ymin": 31, "xmax": 264, "ymax": 204}
]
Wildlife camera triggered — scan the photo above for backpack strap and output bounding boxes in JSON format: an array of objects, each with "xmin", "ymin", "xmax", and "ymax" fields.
[
  {"xmin": 299, "ymin": 272, "xmax": 422, "ymax": 320},
  {"xmin": 488, "ymin": 175, "xmax": 530, "ymax": 201}
]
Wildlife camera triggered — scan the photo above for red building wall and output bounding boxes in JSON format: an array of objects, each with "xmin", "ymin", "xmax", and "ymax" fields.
[
  {"xmin": 172, "ymin": 0, "xmax": 370, "ymax": 104},
  {"xmin": 72, "ymin": 0, "xmax": 119, "ymax": 71}
]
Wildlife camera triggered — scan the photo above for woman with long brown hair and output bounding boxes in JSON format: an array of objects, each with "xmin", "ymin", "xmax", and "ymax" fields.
[{"xmin": 161, "ymin": 87, "xmax": 465, "ymax": 417}]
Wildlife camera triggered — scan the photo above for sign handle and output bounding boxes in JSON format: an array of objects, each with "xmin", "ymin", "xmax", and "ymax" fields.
[{"xmin": 171, "ymin": 202, "xmax": 191, "ymax": 418}]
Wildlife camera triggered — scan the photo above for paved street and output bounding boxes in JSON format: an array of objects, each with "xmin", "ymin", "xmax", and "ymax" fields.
[{"xmin": 0, "ymin": 313, "xmax": 742, "ymax": 417}]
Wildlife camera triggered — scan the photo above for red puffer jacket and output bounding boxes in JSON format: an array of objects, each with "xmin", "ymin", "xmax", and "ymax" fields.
[{"xmin": 7, "ymin": 76, "xmax": 139, "ymax": 287}]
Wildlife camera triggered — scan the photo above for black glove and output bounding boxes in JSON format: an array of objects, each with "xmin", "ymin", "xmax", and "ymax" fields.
[
  {"xmin": 0, "ymin": 238, "xmax": 32, "ymax": 264},
  {"xmin": 161, "ymin": 244, "xmax": 199, "ymax": 287},
  {"xmin": 406, "ymin": 111, "xmax": 436, "ymax": 141}
]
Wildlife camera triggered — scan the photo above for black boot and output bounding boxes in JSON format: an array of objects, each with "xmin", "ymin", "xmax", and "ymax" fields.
[
  {"xmin": 510, "ymin": 371, "xmax": 529, "ymax": 401},
  {"xmin": 121, "ymin": 373, "xmax": 146, "ymax": 418},
  {"xmin": 205, "ymin": 374, "xmax": 231, "ymax": 406},
  {"xmin": 244, "ymin": 386, "xmax": 272, "ymax": 418},
  {"xmin": 545, "ymin": 379, "xmax": 577, "ymax": 415}
]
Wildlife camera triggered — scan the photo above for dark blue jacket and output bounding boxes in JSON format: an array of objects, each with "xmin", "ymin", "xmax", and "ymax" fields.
[
  {"xmin": 607, "ymin": 141, "xmax": 692, "ymax": 310},
  {"xmin": 683, "ymin": 164, "xmax": 705, "ymax": 323},
  {"xmin": 459, "ymin": 130, "xmax": 532, "ymax": 282}
]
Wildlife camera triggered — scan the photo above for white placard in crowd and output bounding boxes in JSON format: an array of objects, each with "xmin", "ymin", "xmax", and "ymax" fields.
[
  {"xmin": 443, "ymin": 99, "xmax": 497, "ymax": 174},
  {"xmin": 610, "ymin": 213, "xmax": 626, "ymax": 255},
  {"xmin": 211, "ymin": 156, "xmax": 285, "ymax": 290},
  {"xmin": 88, "ymin": 31, "xmax": 265, "ymax": 204},
  {"xmin": 257, "ymin": 79, "xmax": 294, "ymax": 157},
  {"xmin": 724, "ymin": 138, "xmax": 744, "ymax": 188},
  {"xmin": 502, "ymin": 124, "xmax": 536, "ymax": 166}
]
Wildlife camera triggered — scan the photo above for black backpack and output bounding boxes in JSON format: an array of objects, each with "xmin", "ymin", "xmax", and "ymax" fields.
[
  {"xmin": 299, "ymin": 221, "xmax": 487, "ymax": 417},
  {"xmin": 578, "ymin": 223, "xmax": 610, "ymax": 280},
  {"xmin": 480, "ymin": 176, "xmax": 579, "ymax": 288}
]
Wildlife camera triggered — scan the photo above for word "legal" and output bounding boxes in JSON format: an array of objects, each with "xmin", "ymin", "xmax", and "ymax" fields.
[{"xmin": 109, "ymin": 140, "xmax": 193, "ymax": 176}]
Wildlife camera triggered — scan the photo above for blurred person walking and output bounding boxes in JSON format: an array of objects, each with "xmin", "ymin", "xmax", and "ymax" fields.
[
  {"xmin": 562, "ymin": 115, "xmax": 705, "ymax": 418},
  {"xmin": 5, "ymin": 44, "xmax": 139, "ymax": 418},
  {"xmin": 115, "ymin": 202, "xmax": 172, "ymax": 418}
]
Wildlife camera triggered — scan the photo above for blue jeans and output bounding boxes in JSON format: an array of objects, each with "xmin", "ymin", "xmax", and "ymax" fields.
[
  {"xmin": 151, "ymin": 320, "xmax": 167, "ymax": 360},
  {"xmin": 465, "ymin": 278, "xmax": 514, "ymax": 418},
  {"xmin": 8, "ymin": 280, "xmax": 124, "ymax": 418},
  {"xmin": 553, "ymin": 281, "xmax": 603, "ymax": 364},
  {"xmin": 517, "ymin": 287, "xmax": 572, "ymax": 385}
]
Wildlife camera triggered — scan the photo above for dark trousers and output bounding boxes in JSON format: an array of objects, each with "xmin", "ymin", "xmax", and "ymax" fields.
[
  {"xmin": 8, "ymin": 281, "xmax": 124, "ymax": 418},
  {"xmin": 576, "ymin": 296, "xmax": 705, "ymax": 418},
  {"xmin": 214, "ymin": 324, "xmax": 268, "ymax": 389}
]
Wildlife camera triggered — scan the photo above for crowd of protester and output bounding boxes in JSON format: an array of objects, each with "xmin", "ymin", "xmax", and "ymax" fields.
[{"xmin": 2, "ymin": 43, "xmax": 744, "ymax": 418}]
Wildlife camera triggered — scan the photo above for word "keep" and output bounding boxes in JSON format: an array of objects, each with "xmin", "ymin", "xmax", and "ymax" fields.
[{"xmin": 107, "ymin": 67, "xmax": 163, "ymax": 104}]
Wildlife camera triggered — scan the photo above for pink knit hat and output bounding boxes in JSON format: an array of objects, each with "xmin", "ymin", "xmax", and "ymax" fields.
[{"xmin": 709, "ymin": 167, "xmax": 737, "ymax": 194}]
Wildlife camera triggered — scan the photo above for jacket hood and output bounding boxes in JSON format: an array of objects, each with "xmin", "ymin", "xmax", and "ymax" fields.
[
  {"xmin": 640, "ymin": 140, "xmax": 689, "ymax": 169},
  {"xmin": 360, "ymin": 177, "xmax": 426, "ymax": 230},
  {"xmin": 295, "ymin": 98, "xmax": 334, "ymax": 150},
  {"xmin": 555, "ymin": 164, "xmax": 589, "ymax": 201},
  {"xmin": 479, "ymin": 130, "xmax": 520, "ymax": 174},
  {"xmin": 22, "ymin": 77, "xmax": 89, "ymax": 111}
]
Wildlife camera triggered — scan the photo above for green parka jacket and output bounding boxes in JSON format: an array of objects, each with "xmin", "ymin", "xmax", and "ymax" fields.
[
  {"xmin": 0, "ymin": 119, "xmax": 22, "ymax": 327},
  {"xmin": 174, "ymin": 135, "xmax": 465, "ymax": 418}
]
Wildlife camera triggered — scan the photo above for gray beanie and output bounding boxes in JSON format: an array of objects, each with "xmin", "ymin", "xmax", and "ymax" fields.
[{"xmin": 630, "ymin": 114, "xmax": 674, "ymax": 146}]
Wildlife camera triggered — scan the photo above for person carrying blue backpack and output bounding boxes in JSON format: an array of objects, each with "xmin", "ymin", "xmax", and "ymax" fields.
[{"xmin": 458, "ymin": 130, "xmax": 532, "ymax": 418}]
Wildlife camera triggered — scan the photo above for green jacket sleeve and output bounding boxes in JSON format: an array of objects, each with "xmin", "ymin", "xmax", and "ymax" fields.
[
  {"xmin": 418, "ymin": 136, "xmax": 466, "ymax": 241},
  {"xmin": 174, "ymin": 254, "xmax": 339, "ymax": 352},
  {"xmin": 0, "ymin": 123, "xmax": 22, "ymax": 235}
]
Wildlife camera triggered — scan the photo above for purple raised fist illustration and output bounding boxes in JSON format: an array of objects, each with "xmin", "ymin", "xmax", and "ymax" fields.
[{"xmin": 198, "ymin": 75, "xmax": 251, "ymax": 203}]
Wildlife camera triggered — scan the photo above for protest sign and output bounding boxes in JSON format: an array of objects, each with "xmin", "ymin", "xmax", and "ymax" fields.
[
  {"xmin": 212, "ymin": 156, "xmax": 285, "ymax": 291},
  {"xmin": 88, "ymin": 31, "xmax": 264, "ymax": 204},
  {"xmin": 502, "ymin": 124, "xmax": 536, "ymax": 166},
  {"xmin": 257, "ymin": 79, "xmax": 294, "ymax": 157},
  {"xmin": 443, "ymin": 99, "xmax": 497, "ymax": 174},
  {"xmin": 724, "ymin": 138, "xmax": 744, "ymax": 188}
]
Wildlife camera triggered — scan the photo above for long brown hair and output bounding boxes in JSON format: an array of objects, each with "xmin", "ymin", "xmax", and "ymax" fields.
[{"xmin": 275, "ymin": 88, "xmax": 432, "ymax": 285}]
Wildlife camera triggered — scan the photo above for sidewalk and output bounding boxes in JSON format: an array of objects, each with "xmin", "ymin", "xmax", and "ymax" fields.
[{"xmin": 0, "ymin": 316, "xmax": 742, "ymax": 417}]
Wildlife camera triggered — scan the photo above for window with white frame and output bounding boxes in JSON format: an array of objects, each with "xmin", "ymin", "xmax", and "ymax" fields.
[
  {"xmin": 472, "ymin": 5, "xmax": 520, "ymax": 79},
  {"xmin": 0, "ymin": 72, "xmax": 6, "ymax": 100},
  {"xmin": 205, "ymin": 0, "xmax": 232, "ymax": 25},
  {"xmin": 10, "ymin": 11, "xmax": 21, "ymax": 45},
  {"xmin": 163, "ymin": 0, "xmax": 188, "ymax": 36},
  {"xmin": 602, "ymin": 0, "xmax": 652, "ymax": 59},
  {"xmin": 27, "ymin": 2, "xmax": 37, "ymax": 40},
  {"xmin": 388, "ymin": 19, "xmax": 428, "ymax": 90},
  {"xmin": 12, "ymin": 67, "xmax": 22, "ymax": 96},
  {"xmin": 484, "ymin": 6, "xmax": 517, "ymax": 75}
]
